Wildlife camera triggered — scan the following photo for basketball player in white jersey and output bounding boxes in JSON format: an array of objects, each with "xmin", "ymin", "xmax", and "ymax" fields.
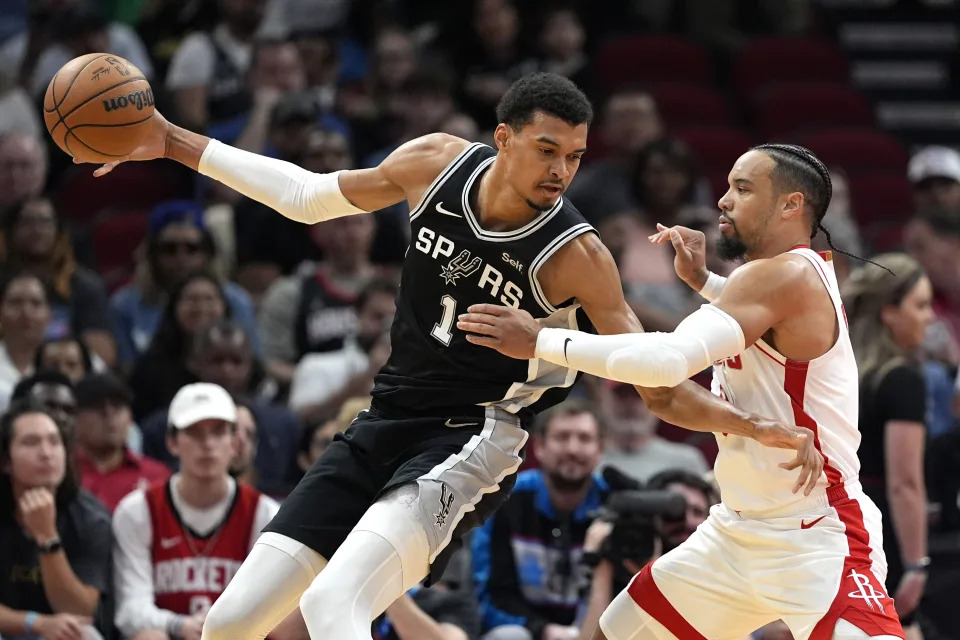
[{"xmin": 459, "ymin": 144, "xmax": 905, "ymax": 640}]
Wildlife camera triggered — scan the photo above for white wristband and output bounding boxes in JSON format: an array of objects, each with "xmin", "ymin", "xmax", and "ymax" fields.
[{"xmin": 699, "ymin": 271, "xmax": 727, "ymax": 302}]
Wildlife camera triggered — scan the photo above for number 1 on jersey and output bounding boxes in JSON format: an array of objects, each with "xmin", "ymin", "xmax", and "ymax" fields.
[{"xmin": 431, "ymin": 295, "xmax": 457, "ymax": 346}]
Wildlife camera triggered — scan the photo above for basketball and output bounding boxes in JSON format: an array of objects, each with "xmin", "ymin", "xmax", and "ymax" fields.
[{"xmin": 43, "ymin": 53, "xmax": 155, "ymax": 164}]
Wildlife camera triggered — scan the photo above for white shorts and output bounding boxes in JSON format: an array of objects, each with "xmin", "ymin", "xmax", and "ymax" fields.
[{"xmin": 603, "ymin": 483, "xmax": 904, "ymax": 640}]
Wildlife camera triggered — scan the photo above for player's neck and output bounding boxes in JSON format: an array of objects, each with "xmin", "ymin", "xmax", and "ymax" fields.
[
  {"xmin": 175, "ymin": 472, "xmax": 231, "ymax": 509},
  {"xmin": 476, "ymin": 162, "xmax": 542, "ymax": 229},
  {"xmin": 745, "ymin": 235, "xmax": 811, "ymax": 261}
]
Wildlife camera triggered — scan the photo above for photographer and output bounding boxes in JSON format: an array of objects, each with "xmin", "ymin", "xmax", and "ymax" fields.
[
  {"xmin": 576, "ymin": 468, "xmax": 716, "ymax": 640},
  {"xmin": 471, "ymin": 399, "xmax": 607, "ymax": 640}
]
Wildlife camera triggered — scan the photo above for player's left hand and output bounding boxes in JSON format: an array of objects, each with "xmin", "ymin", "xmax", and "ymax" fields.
[
  {"xmin": 751, "ymin": 421, "xmax": 824, "ymax": 495},
  {"xmin": 457, "ymin": 304, "xmax": 540, "ymax": 359}
]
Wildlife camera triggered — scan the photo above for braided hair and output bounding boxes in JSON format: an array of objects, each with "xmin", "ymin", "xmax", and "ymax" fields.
[{"xmin": 752, "ymin": 143, "xmax": 891, "ymax": 273}]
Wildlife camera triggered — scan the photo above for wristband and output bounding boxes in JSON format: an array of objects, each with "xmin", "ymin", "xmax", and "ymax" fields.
[
  {"xmin": 37, "ymin": 536, "xmax": 62, "ymax": 554},
  {"xmin": 24, "ymin": 611, "xmax": 39, "ymax": 633},
  {"xmin": 580, "ymin": 551, "xmax": 602, "ymax": 569},
  {"xmin": 168, "ymin": 614, "xmax": 186, "ymax": 638},
  {"xmin": 699, "ymin": 271, "xmax": 726, "ymax": 302},
  {"xmin": 904, "ymin": 557, "xmax": 931, "ymax": 573}
]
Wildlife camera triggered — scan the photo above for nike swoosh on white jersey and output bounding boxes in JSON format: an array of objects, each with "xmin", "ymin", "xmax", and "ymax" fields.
[
  {"xmin": 444, "ymin": 419, "xmax": 475, "ymax": 428},
  {"xmin": 435, "ymin": 202, "xmax": 462, "ymax": 218}
]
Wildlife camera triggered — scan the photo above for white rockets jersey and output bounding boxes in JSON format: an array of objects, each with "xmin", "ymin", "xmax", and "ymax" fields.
[{"xmin": 711, "ymin": 247, "xmax": 861, "ymax": 514}]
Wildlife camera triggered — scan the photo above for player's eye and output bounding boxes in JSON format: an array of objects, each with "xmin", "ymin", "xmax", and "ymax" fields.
[
  {"xmin": 737, "ymin": 187, "xmax": 747, "ymax": 194},
  {"xmin": 539, "ymin": 148, "xmax": 554, "ymax": 156},
  {"xmin": 569, "ymin": 155, "xmax": 582, "ymax": 161}
]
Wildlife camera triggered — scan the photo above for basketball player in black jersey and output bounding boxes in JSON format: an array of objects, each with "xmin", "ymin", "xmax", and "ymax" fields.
[{"xmin": 86, "ymin": 73, "xmax": 819, "ymax": 640}]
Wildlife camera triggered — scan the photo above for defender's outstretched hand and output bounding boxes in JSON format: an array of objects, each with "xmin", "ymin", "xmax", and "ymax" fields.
[
  {"xmin": 457, "ymin": 304, "xmax": 540, "ymax": 360},
  {"xmin": 79, "ymin": 110, "xmax": 173, "ymax": 176},
  {"xmin": 649, "ymin": 223, "xmax": 708, "ymax": 290},
  {"xmin": 750, "ymin": 420, "xmax": 824, "ymax": 495}
]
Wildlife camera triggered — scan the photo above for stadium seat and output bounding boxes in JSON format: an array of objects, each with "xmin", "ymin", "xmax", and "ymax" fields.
[
  {"xmin": 754, "ymin": 83, "xmax": 874, "ymax": 139},
  {"xmin": 651, "ymin": 84, "xmax": 736, "ymax": 128},
  {"xmin": 594, "ymin": 36, "xmax": 713, "ymax": 93},
  {"xmin": 848, "ymin": 171, "xmax": 913, "ymax": 228},
  {"xmin": 734, "ymin": 37, "xmax": 850, "ymax": 98},
  {"xmin": 672, "ymin": 127, "xmax": 753, "ymax": 171},
  {"xmin": 92, "ymin": 211, "xmax": 150, "ymax": 293},
  {"xmin": 53, "ymin": 162, "xmax": 187, "ymax": 225},
  {"xmin": 801, "ymin": 129, "xmax": 908, "ymax": 174}
]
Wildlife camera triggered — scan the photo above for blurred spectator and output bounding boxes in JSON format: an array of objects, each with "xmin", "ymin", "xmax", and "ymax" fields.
[
  {"xmin": 439, "ymin": 112, "xmax": 482, "ymax": 143},
  {"xmin": 128, "ymin": 272, "xmax": 229, "ymax": 421},
  {"xmin": 112, "ymin": 383, "xmax": 280, "ymax": 640},
  {"xmin": 630, "ymin": 138, "xmax": 700, "ymax": 228},
  {"xmin": 908, "ymin": 146, "xmax": 960, "ymax": 216},
  {"xmin": 564, "ymin": 87, "xmax": 663, "ymax": 224},
  {"xmin": 0, "ymin": 401, "xmax": 112, "ymax": 639},
  {"xmin": 258, "ymin": 0, "xmax": 351, "ymax": 39},
  {"xmin": 535, "ymin": 7, "xmax": 595, "ymax": 103},
  {"xmin": 293, "ymin": 27, "xmax": 342, "ymax": 113},
  {"xmin": 34, "ymin": 335, "xmax": 95, "ymax": 385},
  {"xmin": 289, "ymin": 278, "xmax": 396, "ymax": 423},
  {"xmin": 811, "ymin": 169, "xmax": 864, "ymax": 287},
  {"xmin": 230, "ymin": 400, "xmax": 259, "ymax": 487},
  {"xmin": 10, "ymin": 371, "xmax": 77, "ymax": 444},
  {"xmin": 140, "ymin": 320, "xmax": 301, "ymax": 497},
  {"xmin": 0, "ymin": 197, "xmax": 115, "ymax": 366},
  {"xmin": 73, "ymin": 373, "xmax": 169, "ymax": 513},
  {"xmin": 0, "ymin": 135, "xmax": 46, "ymax": 210},
  {"xmin": 0, "ymin": 64, "xmax": 41, "ymax": 137},
  {"xmin": 472, "ymin": 399, "xmax": 607, "ymax": 640},
  {"xmin": 0, "ymin": 273, "xmax": 50, "ymax": 412},
  {"xmin": 258, "ymin": 214, "xmax": 377, "ymax": 385},
  {"xmin": 596, "ymin": 381, "xmax": 707, "ymax": 484},
  {"xmin": 645, "ymin": 469, "xmax": 714, "ymax": 555},
  {"xmin": 0, "ymin": 0, "xmax": 153, "ymax": 98},
  {"xmin": 843, "ymin": 253, "xmax": 934, "ymax": 629},
  {"xmin": 459, "ymin": 0, "xmax": 537, "ymax": 129},
  {"xmin": 165, "ymin": 0, "xmax": 265, "ymax": 130},
  {"xmin": 111, "ymin": 201, "xmax": 260, "ymax": 369},
  {"xmin": 376, "ymin": 580, "xmax": 480, "ymax": 640}
]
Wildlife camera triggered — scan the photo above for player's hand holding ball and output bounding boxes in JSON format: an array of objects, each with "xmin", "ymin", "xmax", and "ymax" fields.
[{"xmin": 43, "ymin": 53, "xmax": 169, "ymax": 171}]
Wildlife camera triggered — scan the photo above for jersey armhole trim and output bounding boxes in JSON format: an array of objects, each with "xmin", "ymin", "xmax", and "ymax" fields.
[
  {"xmin": 408, "ymin": 142, "xmax": 484, "ymax": 222},
  {"xmin": 528, "ymin": 223, "xmax": 596, "ymax": 315}
]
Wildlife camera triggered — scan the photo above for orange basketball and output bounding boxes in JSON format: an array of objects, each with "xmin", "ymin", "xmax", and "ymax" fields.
[{"xmin": 43, "ymin": 53, "xmax": 155, "ymax": 164}]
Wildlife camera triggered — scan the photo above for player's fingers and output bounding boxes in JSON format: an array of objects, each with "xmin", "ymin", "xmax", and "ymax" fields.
[
  {"xmin": 456, "ymin": 321, "xmax": 496, "ymax": 335},
  {"xmin": 669, "ymin": 230, "xmax": 685, "ymax": 251},
  {"xmin": 779, "ymin": 454, "xmax": 801, "ymax": 471},
  {"xmin": 465, "ymin": 334, "xmax": 497, "ymax": 347},
  {"xmin": 656, "ymin": 223, "xmax": 669, "ymax": 232},
  {"xmin": 457, "ymin": 313, "xmax": 497, "ymax": 326},
  {"xmin": 466, "ymin": 303, "xmax": 504, "ymax": 316},
  {"xmin": 805, "ymin": 460, "xmax": 821, "ymax": 495},
  {"xmin": 93, "ymin": 161, "xmax": 119, "ymax": 177},
  {"xmin": 793, "ymin": 464, "xmax": 810, "ymax": 495}
]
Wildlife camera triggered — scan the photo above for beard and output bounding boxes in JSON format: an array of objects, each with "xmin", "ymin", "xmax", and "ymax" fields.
[
  {"xmin": 716, "ymin": 234, "xmax": 748, "ymax": 262},
  {"xmin": 546, "ymin": 469, "xmax": 591, "ymax": 492},
  {"xmin": 525, "ymin": 197, "xmax": 556, "ymax": 212}
]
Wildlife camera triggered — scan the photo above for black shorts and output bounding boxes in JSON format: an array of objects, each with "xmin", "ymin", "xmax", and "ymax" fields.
[{"xmin": 264, "ymin": 402, "xmax": 527, "ymax": 582}]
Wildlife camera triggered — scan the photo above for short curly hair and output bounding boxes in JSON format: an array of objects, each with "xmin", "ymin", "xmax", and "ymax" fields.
[{"xmin": 496, "ymin": 72, "xmax": 593, "ymax": 130}]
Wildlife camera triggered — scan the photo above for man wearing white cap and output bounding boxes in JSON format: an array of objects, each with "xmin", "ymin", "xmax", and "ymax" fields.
[
  {"xmin": 908, "ymin": 145, "xmax": 960, "ymax": 215},
  {"xmin": 111, "ymin": 383, "xmax": 286, "ymax": 640}
]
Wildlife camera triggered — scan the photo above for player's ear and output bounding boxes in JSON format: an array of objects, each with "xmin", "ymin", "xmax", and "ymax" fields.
[
  {"xmin": 493, "ymin": 124, "xmax": 510, "ymax": 152},
  {"xmin": 781, "ymin": 191, "xmax": 804, "ymax": 221}
]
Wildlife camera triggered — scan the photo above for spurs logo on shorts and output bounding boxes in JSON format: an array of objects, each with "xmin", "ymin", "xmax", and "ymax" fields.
[
  {"xmin": 846, "ymin": 569, "xmax": 888, "ymax": 612},
  {"xmin": 435, "ymin": 483, "xmax": 455, "ymax": 527},
  {"xmin": 440, "ymin": 250, "xmax": 482, "ymax": 285}
]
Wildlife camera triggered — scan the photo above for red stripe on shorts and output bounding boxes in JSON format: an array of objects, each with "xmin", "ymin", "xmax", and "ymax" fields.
[{"xmin": 627, "ymin": 564, "xmax": 707, "ymax": 640}]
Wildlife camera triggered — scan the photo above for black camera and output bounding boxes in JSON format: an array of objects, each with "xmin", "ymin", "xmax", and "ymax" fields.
[{"xmin": 595, "ymin": 467, "xmax": 687, "ymax": 570}]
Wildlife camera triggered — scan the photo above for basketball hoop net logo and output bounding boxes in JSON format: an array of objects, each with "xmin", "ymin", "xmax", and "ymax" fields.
[{"xmin": 847, "ymin": 569, "xmax": 887, "ymax": 612}]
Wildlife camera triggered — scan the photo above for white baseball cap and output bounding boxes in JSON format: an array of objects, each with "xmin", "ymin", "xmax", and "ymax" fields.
[
  {"xmin": 168, "ymin": 383, "xmax": 237, "ymax": 430},
  {"xmin": 908, "ymin": 146, "xmax": 960, "ymax": 184}
]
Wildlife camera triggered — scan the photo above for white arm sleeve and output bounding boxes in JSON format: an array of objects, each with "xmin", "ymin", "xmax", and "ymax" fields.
[
  {"xmin": 535, "ymin": 304, "xmax": 745, "ymax": 388},
  {"xmin": 198, "ymin": 140, "xmax": 369, "ymax": 224},
  {"xmin": 112, "ymin": 491, "xmax": 181, "ymax": 637},
  {"xmin": 699, "ymin": 271, "xmax": 727, "ymax": 302}
]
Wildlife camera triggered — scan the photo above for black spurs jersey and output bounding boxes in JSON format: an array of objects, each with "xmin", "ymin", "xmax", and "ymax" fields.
[{"xmin": 372, "ymin": 143, "xmax": 597, "ymax": 424}]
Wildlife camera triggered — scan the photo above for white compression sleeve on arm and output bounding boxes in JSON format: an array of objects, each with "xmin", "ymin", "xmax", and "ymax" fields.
[
  {"xmin": 699, "ymin": 271, "xmax": 727, "ymax": 302},
  {"xmin": 535, "ymin": 304, "xmax": 745, "ymax": 388},
  {"xmin": 198, "ymin": 139, "xmax": 368, "ymax": 223}
]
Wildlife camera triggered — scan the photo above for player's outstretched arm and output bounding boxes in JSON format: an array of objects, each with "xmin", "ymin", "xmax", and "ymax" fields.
[{"xmin": 85, "ymin": 110, "xmax": 468, "ymax": 223}]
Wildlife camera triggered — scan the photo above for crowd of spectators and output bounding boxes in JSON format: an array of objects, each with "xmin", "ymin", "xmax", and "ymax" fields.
[{"xmin": 0, "ymin": 0, "xmax": 959, "ymax": 639}]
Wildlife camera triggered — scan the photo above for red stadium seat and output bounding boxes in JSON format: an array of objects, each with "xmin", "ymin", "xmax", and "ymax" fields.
[
  {"xmin": 92, "ymin": 211, "xmax": 150, "ymax": 293},
  {"xmin": 848, "ymin": 172, "xmax": 913, "ymax": 228},
  {"xmin": 734, "ymin": 37, "xmax": 849, "ymax": 98},
  {"xmin": 754, "ymin": 83, "xmax": 874, "ymax": 139},
  {"xmin": 53, "ymin": 162, "xmax": 186, "ymax": 224},
  {"xmin": 801, "ymin": 129, "xmax": 908, "ymax": 175},
  {"xmin": 594, "ymin": 36, "xmax": 712, "ymax": 93},
  {"xmin": 651, "ymin": 84, "xmax": 735, "ymax": 127},
  {"xmin": 672, "ymin": 127, "xmax": 753, "ymax": 171}
]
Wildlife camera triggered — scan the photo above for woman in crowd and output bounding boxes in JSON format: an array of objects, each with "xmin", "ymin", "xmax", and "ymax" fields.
[
  {"xmin": 0, "ymin": 197, "xmax": 115, "ymax": 367},
  {"xmin": 843, "ymin": 253, "xmax": 935, "ymax": 638},
  {"xmin": 128, "ymin": 271, "xmax": 228, "ymax": 421},
  {"xmin": 0, "ymin": 272, "xmax": 52, "ymax": 412}
]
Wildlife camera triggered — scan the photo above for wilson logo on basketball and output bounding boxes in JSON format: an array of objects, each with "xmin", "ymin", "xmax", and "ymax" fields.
[{"xmin": 102, "ymin": 88, "xmax": 155, "ymax": 112}]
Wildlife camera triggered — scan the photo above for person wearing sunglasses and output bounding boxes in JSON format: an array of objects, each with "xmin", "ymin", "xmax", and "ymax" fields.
[{"xmin": 110, "ymin": 200, "xmax": 261, "ymax": 372}]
